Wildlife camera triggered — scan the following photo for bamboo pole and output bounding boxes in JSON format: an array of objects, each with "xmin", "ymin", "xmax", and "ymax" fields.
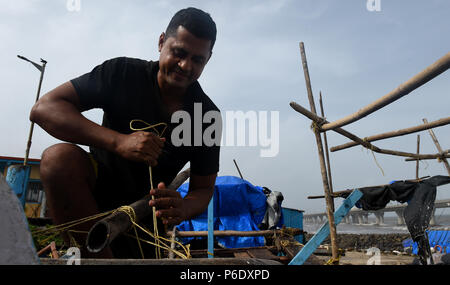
[
  {"xmin": 307, "ymin": 176, "xmax": 430, "ymax": 199},
  {"xmin": 233, "ymin": 159, "xmax": 244, "ymax": 179},
  {"xmin": 319, "ymin": 52, "xmax": 450, "ymax": 131},
  {"xmin": 416, "ymin": 135, "xmax": 420, "ymax": 179},
  {"xmin": 86, "ymin": 168, "xmax": 191, "ymax": 253},
  {"xmin": 167, "ymin": 228, "xmax": 302, "ymax": 238},
  {"xmin": 405, "ymin": 151, "xmax": 450, "ymax": 161},
  {"xmin": 319, "ymin": 92, "xmax": 334, "ymax": 194},
  {"xmin": 290, "ymin": 101, "xmax": 449, "ymax": 160},
  {"xmin": 423, "ymin": 118, "xmax": 450, "ymax": 175},
  {"xmin": 298, "ymin": 42, "xmax": 338, "ymax": 262},
  {"xmin": 330, "ymin": 117, "xmax": 450, "ymax": 152}
]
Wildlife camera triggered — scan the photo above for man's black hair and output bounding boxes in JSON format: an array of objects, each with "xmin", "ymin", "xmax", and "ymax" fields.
[{"xmin": 165, "ymin": 7, "xmax": 217, "ymax": 52}]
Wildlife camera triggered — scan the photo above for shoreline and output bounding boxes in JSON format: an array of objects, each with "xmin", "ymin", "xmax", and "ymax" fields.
[{"xmin": 305, "ymin": 233, "xmax": 412, "ymax": 252}]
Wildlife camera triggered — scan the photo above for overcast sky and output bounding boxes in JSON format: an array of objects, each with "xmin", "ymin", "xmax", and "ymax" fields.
[{"xmin": 1, "ymin": 0, "xmax": 449, "ymax": 214}]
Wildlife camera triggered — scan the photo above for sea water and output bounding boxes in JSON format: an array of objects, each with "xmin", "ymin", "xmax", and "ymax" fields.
[{"xmin": 303, "ymin": 214, "xmax": 450, "ymax": 234}]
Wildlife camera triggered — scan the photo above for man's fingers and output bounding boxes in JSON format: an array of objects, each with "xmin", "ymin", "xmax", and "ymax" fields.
[
  {"xmin": 155, "ymin": 208, "xmax": 183, "ymax": 225},
  {"xmin": 149, "ymin": 188, "xmax": 180, "ymax": 198},
  {"xmin": 149, "ymin": 197, "xmax": 182, "ymax": 208}
]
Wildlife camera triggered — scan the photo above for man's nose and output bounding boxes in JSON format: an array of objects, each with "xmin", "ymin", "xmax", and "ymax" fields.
[{"xmin": 178, "ymin": 58, "xmax": 192, "ymax": 73}]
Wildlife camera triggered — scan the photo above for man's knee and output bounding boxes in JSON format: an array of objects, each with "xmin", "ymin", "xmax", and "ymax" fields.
[{"xmin": 40, "ymin": 143, "xmax": 92, "ymax": 181}]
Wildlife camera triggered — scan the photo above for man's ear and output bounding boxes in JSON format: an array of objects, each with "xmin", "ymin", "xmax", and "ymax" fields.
[{"xmin": 158, "ymin": 32, "xmax": 165, "ymax": 52}]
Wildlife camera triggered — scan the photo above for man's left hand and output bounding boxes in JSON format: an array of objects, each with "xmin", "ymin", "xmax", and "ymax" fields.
[{"xmin": 149, "ymin": 182, "xmax": 187, "ymax": 226}]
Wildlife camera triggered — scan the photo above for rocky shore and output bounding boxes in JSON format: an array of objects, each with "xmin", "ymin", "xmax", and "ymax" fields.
[{"xmin": 305, "ymin": 233, "xmax": 412, "ymax": 252}]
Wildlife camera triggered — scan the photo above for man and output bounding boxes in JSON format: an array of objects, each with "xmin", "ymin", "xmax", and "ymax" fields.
[{"xmin": 30, "ymin": 7, "xmax": 221, "ymax": 258}]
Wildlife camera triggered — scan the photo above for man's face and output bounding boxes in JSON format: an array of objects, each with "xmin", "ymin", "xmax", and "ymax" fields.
[{"xmin": 158, "ymin": 25, "xmax": 212, "ymax": 90}]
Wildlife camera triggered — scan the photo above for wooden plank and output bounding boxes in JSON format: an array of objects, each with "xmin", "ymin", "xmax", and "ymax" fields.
[
  {"xmin": 233, "ymin": 252, "xmax": 251, "ymax": 258},
  {"xmin": 247, "ymin": 248, "xmax": 279, "ymax": 260},
  {"xmin": 289, "ymin": 189, "xmax": 363, "ymax": 265},
  {"xmin": 40, "ymin": 257, "xmax": 283, "ymax": 265},
  {"xmin": 319, "ymin": 52, "xmax": 450, "ymax": 131}
]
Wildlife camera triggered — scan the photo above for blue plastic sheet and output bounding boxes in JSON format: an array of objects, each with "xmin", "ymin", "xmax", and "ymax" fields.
[
  {"xmin": 176, "ymin": 176, "xmax": 274, "ymax": 248},
  {"xmin": 403, "ymin": 230, "xmax": 450, "ymax": 254}
]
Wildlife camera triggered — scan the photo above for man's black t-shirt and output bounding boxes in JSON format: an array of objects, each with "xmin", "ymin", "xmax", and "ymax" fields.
[{"xmin": 70, "ymin": 57, "xmax": 221, "ymax": 210}]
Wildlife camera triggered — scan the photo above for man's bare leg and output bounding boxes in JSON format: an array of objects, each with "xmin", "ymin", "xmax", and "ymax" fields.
[{"xmin": 40, "ymin": 143, "xmax": 113, "ymax": 258}]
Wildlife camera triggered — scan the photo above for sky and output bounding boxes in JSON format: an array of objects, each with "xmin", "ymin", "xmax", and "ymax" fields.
[{"xmin": 1, "ymin": 0, "xmax": 449, "ymax": 214}]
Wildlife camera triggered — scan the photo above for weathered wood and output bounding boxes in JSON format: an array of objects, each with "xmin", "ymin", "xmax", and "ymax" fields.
[
  {"xmin": 319, "ymin": 92, "xmax": 334, "ymax": 195},
  {"xmin": 233, "ymin": 251, "xmax": 252, "ymax": 258},
  {"xmin": 319, "ymin": 52, "xmax": 450, "ymax": 131},
  {"xmin": 246, "ymin": 248, "xmax": 279, "ymax": 260},
  {"xmin": 405, "ymin": 152, "xmax": 450, "ymax": 161},
  {"xmin": 416, "ymin": 135, "xmax": 420, "ymax": 179},
  {"xmin": 189, "ymin": 246, "xmax": 279, "ymax": 258},
  {"xmin": 330, "ymin": 117, "xmax": 450, "ymax": 152},
  {"xmin": 290, "ymin": 101, "xmax": 448, "ymax": 160},
  {"xmin": 307, "ymin": 176, "xmax": 430, "ymax": 199},
  {"xmin": 40, "ymin": 257, "xmax": 283, "ymax": 265},
  {"xmin": 299, "ymin": 42, "xmax": 338, "ymax": 260},
  {"xmin": 423, "ymin": 118, "xmax": 450, "ymax": 175},
  {"xmin": 167, "ymin": 228, "xmax": 302, "ymax": 237}
]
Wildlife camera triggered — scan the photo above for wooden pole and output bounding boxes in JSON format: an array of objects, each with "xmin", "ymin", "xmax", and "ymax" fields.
[
  {"xmin": 298, "ymin": 42, "xmax": 338, "ymax": 261},
  {"xmin": 290, "ymin": 101, "xmax": 448, "ymax": 160},
  {"xmin": 319, "ymin": 52, "xmax": 450, "ymax": 131},
  {"xmin": 167, "ymin": 228, "xmax": 302, "ymax": 238},
  {"xmin": 319, "ymin": 92, "xmax": 334, "ymax": 194},
  {"xmin": 307, "ymin": 176, "xmax": 430, "ymax": 199},
  {"xmin": 233, "ymin": 159, "xmax": 244, "ymax": 179},
  {"xmin": 330, "ymin": 117, "xmax": 450, "ymax": 152},
  {"xmin": 416, "ymin": 135, "xmax": 420, "ymax": 179},
  {"xmin": 405, "ymin": 152, "xmax": 450, "ymax": 161},
  {"xmin": 423, "ymin": 118, "xmax": 450, "ymax": 175}
]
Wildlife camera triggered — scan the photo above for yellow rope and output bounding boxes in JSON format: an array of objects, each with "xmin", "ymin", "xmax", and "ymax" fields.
[
  {"xmin": 115, "ymin": 206, "xmax": 145, "ymax": 259},
  {"xmin": 31, "ymin": 205, "xmax": 191, "ymax": 259},
  {"xmin": 32, "ymin": 120, "xmax": 192, "ymax": 259},
  {"xmin": 129, "ymin": 119, "xmax": 169, "ymax": 259},
  {"xmin": 325, "ymin": 256, "xmax": 340, "ymax": 265}
]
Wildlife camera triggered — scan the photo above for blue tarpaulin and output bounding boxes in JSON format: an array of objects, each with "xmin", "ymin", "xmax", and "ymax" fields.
[
  {"xmin": 176, "ymin": 176, "xmax": 281, "ymax": 248},
  {"xmin": 403, "ymin": 230, "xmax": 450, "ymax": 254}
]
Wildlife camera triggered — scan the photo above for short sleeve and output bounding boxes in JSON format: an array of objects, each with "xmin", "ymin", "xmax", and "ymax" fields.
[{"xmin": 70, "ymin": 57, "xmax": 126, "ymax": 110}]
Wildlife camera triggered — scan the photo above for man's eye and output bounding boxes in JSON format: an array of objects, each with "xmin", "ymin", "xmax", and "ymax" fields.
[
  {"xmin": 172, "ymin": 49, "xmax": 185, "ymax": 57},
  {"xmin": 193, "ymin": 57, "xmax": 205, "ymax": 64}
]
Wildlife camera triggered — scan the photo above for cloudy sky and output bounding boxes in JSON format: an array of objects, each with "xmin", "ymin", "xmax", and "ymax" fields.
[{"xmin": 1, "ymin": 0, "xmax": 449, "ymax": 214}]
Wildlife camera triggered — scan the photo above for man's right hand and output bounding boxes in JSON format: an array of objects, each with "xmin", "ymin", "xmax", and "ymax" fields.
[{"xmin": 115, "ymin": 131, "xmax": 165, "ymax": 167}]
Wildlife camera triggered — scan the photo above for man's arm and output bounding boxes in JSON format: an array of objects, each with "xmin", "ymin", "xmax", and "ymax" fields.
[
  {"xmin": 30, "ymin": 81, "xmax": 164, "ymax": 166},
  {"xmin": 150, "ymin": 172, "xmax": 217, "ymax": 225}
]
